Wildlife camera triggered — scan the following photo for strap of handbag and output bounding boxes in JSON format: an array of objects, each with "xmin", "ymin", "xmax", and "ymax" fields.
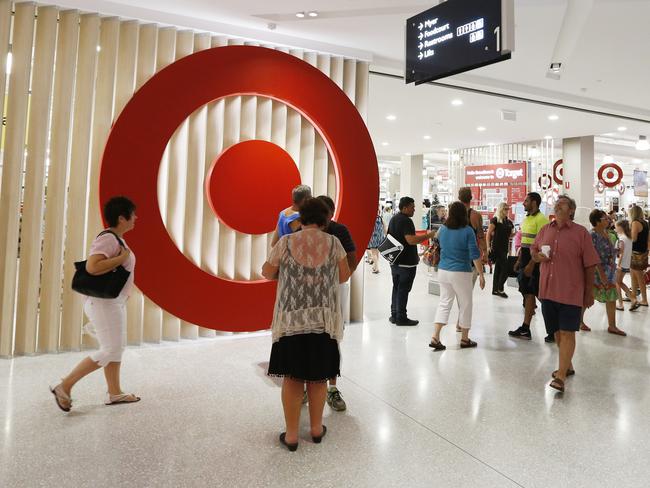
[{"xmin": 96, "ymin": 230, "xmax": 126, "ymax": 252}]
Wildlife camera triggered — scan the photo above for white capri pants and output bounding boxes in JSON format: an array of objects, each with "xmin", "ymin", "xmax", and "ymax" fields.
[
  {"xmin": 435, "ymin": 269, "xmax": 475, "ymax": 329},
  {"xmin": 339, "ymin": 280, "xmax": 350, "ymax": 326},
  {"xmin": 84, "ymin": 297, "xmax": 127, "ymax": 367}
]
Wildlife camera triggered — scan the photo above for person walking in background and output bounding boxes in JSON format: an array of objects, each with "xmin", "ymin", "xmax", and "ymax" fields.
[
  {"xmin": 270, "ymin": 184, "xmax": 312, "ymax": 246},
  {"xmin": 317, "ymin": 195, "xmax": 357, "ymax": 412},
  {"xmin": 387, "ymin": 197, "xmax": 436, "ymax": 326},
  {"xmin": 50, "ymin": 197, "xmax": 140, "ymax": 412},
  {"xmin": 531, "ymin": 195, "xmax": 600, "ymax": 393},
  {"xmin": 615, "ymin": 220, "xmax": 638, "ymax": 311},
  {"xmin": 629, "ymin": 205, "xmax": 650, "ymax": 307},
  {"xmin": 429, "ymin": 201, "xmax": 486, "ymax": 351},
  {"xmin": 487, "ymin": 202, "xmax": 514, "ymax": 298},
  {"xmin": 583, "ymin": 209, "xmax": 626, "ymax": 336},
  {"xmin": 263, "ymin": 198, "xmax": 350, "ymax": 451},
  {"xmin": 382, "ymin": 205, "xmax": 394, "ymax": 229},
  {"xmin": 366, "ymin": 207, "xmax": 386, "ymax": 274},
  {"xmin": 456, "ymin": 187, "xmax": 486, "ymax": 331},
  {"xmin": 509, "ymin": 192, "xmax": 551, "ymax": 342}
]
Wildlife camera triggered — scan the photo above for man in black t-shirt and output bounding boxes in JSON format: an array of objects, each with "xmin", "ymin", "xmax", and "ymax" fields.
[
  {"xmin": 388, "ymin": 197, "xmax": 435, "ymax": 326},
  {"xmin": 317, "ymin": 195, "xmax": 357, "ymax": 413}
]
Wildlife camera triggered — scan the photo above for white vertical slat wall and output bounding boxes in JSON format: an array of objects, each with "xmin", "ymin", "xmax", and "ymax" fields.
[{"xmin": 0, "ymin": 2, "xmax": 370, "ymax": 357}]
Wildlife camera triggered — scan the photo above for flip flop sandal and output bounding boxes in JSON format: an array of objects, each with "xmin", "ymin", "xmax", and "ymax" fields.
[
  {"xmin": 640, "ymin": 303, "xmax": 649, "ymax": 307},
  {"xmin": 608, "ymin": 328, "xmax": 627, "ymax": 336},
  {"xmin": 460, "ymin": 339, "xmax": 478, "ymax": 349},
  {"xmin": 279, "ymin": 433, "xmax": 298, "ymax": 452},
  {"xmin": 312, "ymin": 425, "xmax": 327, "ymax": 443},
  {"xmin": 616, "ymin": 306, "xmax": 624, "ymax": 311},
  {"xmin": 549, "ymin": 378, "xmax": 565, "ymax": 392},
  {"xmin": 552, "ymin": 369, "xmax": 575, "ymax": 379},
  {"xmin": 580, "ymin": 324, "xmax": 591, "ymax": 331},
  {"xmin": 105, "ymin": 393, "xmax": 141, "ymax": 405},
  {"xmin": 630, "ymin": 303, "xmax": 641, "ymax": 311},
  {"xmin": 49, "ymin": 384, "xmax": 72, "ymax": 412},
  {"xmin": 455, "ymin": 325, "xmax": 462, "ymax": 332},
  {"xmin": 429, "ymin": 339, "xmax": 446, "ymax": 351},
  {"xmin": 622, "ymin": 297, "xmax": 631, "ymax": 302}
]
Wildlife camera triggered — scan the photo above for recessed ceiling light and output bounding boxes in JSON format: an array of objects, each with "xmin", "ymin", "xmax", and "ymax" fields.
[
  {"xmin": 383, "ymin": 171, "xmax": 390, "ymax": 178},
  {"xmin": 617, "ymin": 126, "xmax": 627, "ymax": 132},
  {"xmin": 381, "ymin": 142, "xmax": 389, "ymax": 146},
  {"xmin": 477, "ymin": 126, "xmax": 486, "ymax": 132},
  {"xmin": 295, "ymin": 12, "xmax": 305, "ymax": 18},
  {"xmin": 544, "ymin": 135, "xmax": 553, "ymax": 140},
  {"xmin": 423, "ymin": 135, "xmax": 431, "ymax": 140},
  {"xmin": 96, "ymin": 45, "xmax": 101, "ymax": 52},
  {"xmin": 451, "ymin": 99, "xmax": 463, "ymax": 106},
  {"xmin": 405, "ymin": 152, "xmax": 411, "ymax": 156},
  {"xmin": 443, "ymin": 147, "xmax": 450, "ymax": 151},
  {"xmin": 488, "ymin": 142, "xmax": 495, "ymax": 146},
  {"xmin": 422, "ymin": 169, "xmax": 427, "ymax": 176},
  {"xmin": 386, "ymin": 114, "xmax": 396, "ymax": 121},
  {"xmin": 548, "ymin": 114, "xmax": 559, "ymax": 121},
  {"xmin": 307, "ymin": 11, "xmax": 318, "ymax": 17}
]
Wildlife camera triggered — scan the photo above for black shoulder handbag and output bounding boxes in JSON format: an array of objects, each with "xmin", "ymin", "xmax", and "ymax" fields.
[{"xmin": 71, "ymin": 231, "xmax": 131, "ymax": 298}]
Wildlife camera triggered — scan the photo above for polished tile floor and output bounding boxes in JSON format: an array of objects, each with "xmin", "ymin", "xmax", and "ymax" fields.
[{"xmin": 2, "ymin": 260, "xmax": 649, "ymax": 487}]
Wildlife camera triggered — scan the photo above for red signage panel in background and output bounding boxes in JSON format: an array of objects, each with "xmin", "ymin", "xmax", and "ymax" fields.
[
  {"xmin": 509, "ymin": 185, "xmax": 527, "ymax": 205},
  {"xmin": 465, "ymin": 162, "xmax": 527, "ymax": 185}
]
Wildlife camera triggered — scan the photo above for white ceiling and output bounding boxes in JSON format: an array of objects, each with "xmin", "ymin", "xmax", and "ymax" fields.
[{"xmin": 52, "ymin": 0, "xmax": 650, "ymax": 162}]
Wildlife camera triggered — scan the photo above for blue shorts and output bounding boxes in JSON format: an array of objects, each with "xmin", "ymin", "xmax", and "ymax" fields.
[{"xmin": 541, "ymin": 299, "xmax": 582, "ymax": 333}]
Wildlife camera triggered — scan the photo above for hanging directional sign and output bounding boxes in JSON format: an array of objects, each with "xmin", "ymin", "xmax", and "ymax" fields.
[{"xmin": 406, "ymin": 0, "xmax": 514, "ymax": 85}]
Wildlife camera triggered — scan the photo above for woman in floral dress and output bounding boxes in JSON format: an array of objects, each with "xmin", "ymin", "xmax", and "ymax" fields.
[{"xmin": 585, "ymin": 209, "xmax": 626, "ymax": 336}]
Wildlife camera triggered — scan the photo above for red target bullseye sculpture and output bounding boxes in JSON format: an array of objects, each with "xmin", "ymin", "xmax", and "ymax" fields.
[
  {"xmin": 99, "ymin": 46, "xmax": 379, "ymax": 332},
  {"xmin": 598, "ymin": 162, "xmax": 623, "ymax": 188}
]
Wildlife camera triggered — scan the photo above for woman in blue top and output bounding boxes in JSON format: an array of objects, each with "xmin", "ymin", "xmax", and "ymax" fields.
[{"xmin": 429, "ymin": 201, "xmax": 485, "ymax": 351}]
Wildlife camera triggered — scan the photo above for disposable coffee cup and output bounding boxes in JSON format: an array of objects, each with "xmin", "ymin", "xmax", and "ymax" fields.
[{"xmin": 541, "ymin": 245, "xmax": 551, "ymax": 257}]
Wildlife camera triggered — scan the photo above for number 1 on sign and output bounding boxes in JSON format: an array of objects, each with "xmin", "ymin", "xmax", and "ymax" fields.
[{"xmin": 494, "ymin": 26, "xmax": 500, "ymax": 52}]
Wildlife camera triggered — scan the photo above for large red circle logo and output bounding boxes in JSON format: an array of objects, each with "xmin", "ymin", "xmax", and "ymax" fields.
[
  {"xmin": 99, "ymin": 46, "xmax": 378, "ymax": 332},
  {"xmin": 205, "ymin": 140, "xmax": 302, "ymax": 235}
]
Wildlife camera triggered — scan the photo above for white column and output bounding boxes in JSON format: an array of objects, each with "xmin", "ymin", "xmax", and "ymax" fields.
[
  {"xmin": 562, "ymin": 136, "xmax": 594, "ymax": 224},
  {"xmin": 400, "ymin": 154, "xmax": 424, "ymax": 229}
]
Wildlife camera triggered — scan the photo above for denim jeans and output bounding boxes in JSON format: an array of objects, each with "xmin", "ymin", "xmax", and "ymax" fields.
[{"xmin": 390, "ymin": 266, "xmax": 417, "ymax": 321}]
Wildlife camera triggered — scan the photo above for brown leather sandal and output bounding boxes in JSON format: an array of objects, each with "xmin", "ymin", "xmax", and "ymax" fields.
[
  {"xmin": 429, "ymin": 339, "xmax": 446, "ymax": 351},
  {"xmin": 460, "ymin": 339, "xmax": 477, "ymax": 349},
  {"xmin": 549, "ymin": 378, "xmax": 565, "ymax": 392},
  {"xmin": 552, "ymin": 369, "xmax": 575, "ymax": 379}
]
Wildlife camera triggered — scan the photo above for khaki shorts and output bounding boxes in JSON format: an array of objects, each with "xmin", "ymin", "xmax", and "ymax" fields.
[{"xmin": 631, "ymin": 251, "xmax": 649, "ymax": 271}]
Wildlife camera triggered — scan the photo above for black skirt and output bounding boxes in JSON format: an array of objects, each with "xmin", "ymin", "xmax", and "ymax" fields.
[{"xmin": 268, "ymin": 333, "xmax": 340, "ymax": 383}]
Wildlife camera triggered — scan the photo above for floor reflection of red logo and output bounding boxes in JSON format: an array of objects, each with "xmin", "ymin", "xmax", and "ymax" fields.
[{"xmin": 99, "ymin": 46, "xmax": 378, "ymax": 332}]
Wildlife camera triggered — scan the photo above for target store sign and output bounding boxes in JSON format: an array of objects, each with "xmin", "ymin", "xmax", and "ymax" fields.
[
  {"xmin": 99, "ymin": 46, "xmax": 378, "ymax": 332},
  {"xmin": 465, "ymin": 162, "xmax": 527, "ymax": 186}
]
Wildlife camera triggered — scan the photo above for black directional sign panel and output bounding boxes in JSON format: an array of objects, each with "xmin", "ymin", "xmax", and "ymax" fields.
[{"xmin": 406, "ymin": 0, "xmax": 513, "ymax": 85}]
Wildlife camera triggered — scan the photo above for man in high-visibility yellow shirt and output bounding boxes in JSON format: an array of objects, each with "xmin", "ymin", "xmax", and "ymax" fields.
[{"xmin": 509, "ymin": 192, "xmax": 550, "ymax": 341}]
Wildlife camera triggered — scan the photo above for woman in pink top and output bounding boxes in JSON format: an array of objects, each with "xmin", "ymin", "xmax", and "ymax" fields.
[{"xmin": 50, "ymin": 197, "xmax": 139, "ymax": 412}]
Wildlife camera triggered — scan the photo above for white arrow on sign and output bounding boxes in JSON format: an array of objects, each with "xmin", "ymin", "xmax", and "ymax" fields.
[
  {"xmin": 418, "ymin": 42, "xmax": 423, "ymax": 50},
  {"xmin": 418, "ymin": 32, "xmax": 424, "ymax": 40},
  {"xmin": 418, "ymin": 52, "xmax": 423, "ymax": 60},
  {"xmin": 418, "ymin": 22, "xmax": 423, "ymax": 30}
]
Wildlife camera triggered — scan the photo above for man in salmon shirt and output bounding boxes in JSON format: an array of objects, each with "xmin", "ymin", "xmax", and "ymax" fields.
[{"xmin": 531, "ymin": 195, "xmax": 600, "ymax": 393}]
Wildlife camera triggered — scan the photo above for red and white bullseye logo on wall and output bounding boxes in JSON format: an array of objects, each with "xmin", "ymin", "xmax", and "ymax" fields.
[
  {"xmin": 552, "ymin": 159, "xmax": 563, "ymax": 185},
  {"xmin": 597, "ymin": 163, "xmax": 623, "ymax": 188},
  {"xmin": 99, "ymin": 46, "xmax": 378, "ymax": 332}
]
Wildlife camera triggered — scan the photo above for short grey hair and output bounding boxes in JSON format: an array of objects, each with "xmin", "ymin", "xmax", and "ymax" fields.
[
  {"xmin": 558, "ymin": 194, "xmax": 576, "ymax": 211},
  {"xmin": 291, "ymin": 185, "xmax": 312, "ymax": 204},
  {"xmin": 558, "ymin": 194, "xmax": 577, "ymax": 219}
]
